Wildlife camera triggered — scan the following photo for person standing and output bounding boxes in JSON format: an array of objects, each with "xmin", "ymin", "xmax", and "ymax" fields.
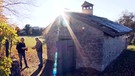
[
  {"xmin": 16, "ymin": 38, "xmax": 29, "ymax": 69},
  {"xmin": 5, "ymin": 39, "xmax": 9, "ymax": 57},
  {"xmin": 32, "ymin": 38, "xmax": 43, "ymax": 67}
]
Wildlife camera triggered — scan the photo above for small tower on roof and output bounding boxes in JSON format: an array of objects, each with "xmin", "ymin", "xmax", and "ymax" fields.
[{"xmin": 82, "ymin": 1, "xmax": 94, "ymax": 15}]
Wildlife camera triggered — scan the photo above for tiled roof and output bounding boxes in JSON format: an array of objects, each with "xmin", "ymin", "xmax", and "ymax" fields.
[{"xmin": 65, "ymin": 12, "xmax": 132, "ymax": 37}]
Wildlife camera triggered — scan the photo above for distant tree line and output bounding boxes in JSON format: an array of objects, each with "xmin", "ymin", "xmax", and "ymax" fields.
[
  {"xmin": 116, "ymin": 11, "xmax": 135, "ymax": 44},
  {"xmin": 16, "ymin": 24, "xmax": 44, "ymax": 36}
]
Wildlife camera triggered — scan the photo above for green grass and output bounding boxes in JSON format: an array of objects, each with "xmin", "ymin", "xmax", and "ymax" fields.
[{"xmin": 127, "ymin": 45, "xmax": 135, "ymax": 51}]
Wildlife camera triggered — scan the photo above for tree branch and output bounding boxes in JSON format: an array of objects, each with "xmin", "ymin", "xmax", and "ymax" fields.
[{"xmin": 3, "ymin": 2, "xmax": 28, "ymax": 7}]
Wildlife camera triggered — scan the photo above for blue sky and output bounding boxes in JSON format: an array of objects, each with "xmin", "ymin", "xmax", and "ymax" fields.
[{"xmin": 5, "ymin": 0, "xmax": 135, "ymax": 28}]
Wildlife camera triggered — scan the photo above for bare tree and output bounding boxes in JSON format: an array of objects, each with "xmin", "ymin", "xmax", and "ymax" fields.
[
  {"xmin": 117, "ymin": 11, "xmax": 135, "ymax": 44},
  {"xmin": 0, "ymin": 0, "xmax": 37, "ymax": 20},
  {"xmin": 117, "ymin": 11, "xmax": 135, "ymax": 29}
]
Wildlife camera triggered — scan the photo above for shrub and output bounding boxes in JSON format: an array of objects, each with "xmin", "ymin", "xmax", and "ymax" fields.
[{"xmin": 0, "ymin": 57, "xmax": 12, "ymax": 76}]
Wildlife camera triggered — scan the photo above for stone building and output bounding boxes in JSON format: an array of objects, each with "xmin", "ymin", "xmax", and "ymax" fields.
[{"xmin": 44, "ymin": 1, "xmax": 132, "ymax": 74}]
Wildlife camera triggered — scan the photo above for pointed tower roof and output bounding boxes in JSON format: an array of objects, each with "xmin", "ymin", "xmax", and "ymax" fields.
[{"xmin": 81, "ymin": 1, "xmax": 94, "ymax": 7}]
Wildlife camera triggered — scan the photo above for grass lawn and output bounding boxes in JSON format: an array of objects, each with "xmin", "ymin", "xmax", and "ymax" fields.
[
  {"xmin": 127, "ymin": 45, "xmax": 135, "ymax": 51},
  {"xmin": 11, "ymin": 36, "xmax": 48, "ymax": 76}
]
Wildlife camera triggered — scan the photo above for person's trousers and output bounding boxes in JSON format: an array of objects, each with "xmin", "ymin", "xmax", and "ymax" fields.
[
  {"xmin": 6, "ymin": 49, "xmax": 9, "ymax": 57},
  {"xmin": 18, "ymin": 53, "xmax": 28, "ymax": 68},
  {"xmin": 37, "ymin": 52, "xmax": 43, "ymax": 66}
]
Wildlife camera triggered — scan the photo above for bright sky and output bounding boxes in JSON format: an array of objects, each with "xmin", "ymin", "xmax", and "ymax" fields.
[{"xmin": 5, "ymin": 0, "xmax": 135, "ymax": 28}]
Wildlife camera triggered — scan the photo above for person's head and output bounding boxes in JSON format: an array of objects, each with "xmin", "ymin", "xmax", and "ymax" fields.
[
  {"xmin": 35, "ymin": 37, "xmax": 39, "ymax": 42},
  {"xmin": 21, "ymin": 38, "xmax": 25, "ymax": 43}
]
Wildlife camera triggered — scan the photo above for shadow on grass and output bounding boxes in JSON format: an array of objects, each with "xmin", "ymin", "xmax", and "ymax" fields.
[
  {"xmin": 21, "ymin": 67, "xmax": 27, "ymax": 72},
  {"xmin": 31, "ymin": 67, "xmax": 42, "ymax": 76},
  {"xmin": 40, "ymin": 60, "xmax": 54, "ymax": 76},
  {"xmin": 39, "ymin": 60, "xmax": 100, "ymax": 76},
  {"xmin": 101, "ymin": 50, "xmax": 135, "ymax": 76}
]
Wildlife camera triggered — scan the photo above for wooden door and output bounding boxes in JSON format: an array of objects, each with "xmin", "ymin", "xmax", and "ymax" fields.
[{"xmin": 57, "ymin": 39, "xmax": 75, "ymax": 75}]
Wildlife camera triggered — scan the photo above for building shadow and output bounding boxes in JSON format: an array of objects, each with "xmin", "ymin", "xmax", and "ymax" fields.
[
  {"xmin": 101, "ymin": 50, "xmax": 135, "ymax": 76},
  {"xmin": 40, "ymin": 60, "xmax": 54, "ymax": 76},
  {"xmin": 31, "ymin": 66, "xmax": 42, "ymax": 76}
]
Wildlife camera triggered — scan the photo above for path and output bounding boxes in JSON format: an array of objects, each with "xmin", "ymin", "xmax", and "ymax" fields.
[{"xmin": 20, "ymin": 52, "xmax": 49, "ymax": 76}]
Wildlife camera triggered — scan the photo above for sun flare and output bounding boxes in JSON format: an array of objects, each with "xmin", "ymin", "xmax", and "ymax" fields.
[{"xmin": 51, "ymin": 0, "xmax": 70, "ymax": 19}]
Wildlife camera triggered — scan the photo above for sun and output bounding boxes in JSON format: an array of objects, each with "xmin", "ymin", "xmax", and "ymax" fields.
[
  {"xmin": 51, "ymin": 0, "xmax": 70, "ymax": 18},
  {"xmin": 54, "ymin": 8, "xmax": 65, "ymax": 17}
]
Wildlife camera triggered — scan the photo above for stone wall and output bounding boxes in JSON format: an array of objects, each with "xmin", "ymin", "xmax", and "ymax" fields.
[
  {"xmin": 45, "ymin": 21, "xmax": 59, "ymax": 61},
  {"xmin": 70, "ymin": 18, "xmax": 105, "ymax": 71},
  {"xmin": 102, "ymin": 35, "xmax": 127, "ymax": 70},
  {"xmin": 70, "ymin": 17, "xmax": 127, "ymax": 71},
  {"xmin": 45, "ymin": 17, "xmax": 72, "ymax": 61}
]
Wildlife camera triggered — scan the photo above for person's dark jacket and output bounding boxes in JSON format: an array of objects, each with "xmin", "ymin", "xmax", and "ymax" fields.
[{"xmin": 16, "ymin": 42, "xmax": 26, "ymax": 54}]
